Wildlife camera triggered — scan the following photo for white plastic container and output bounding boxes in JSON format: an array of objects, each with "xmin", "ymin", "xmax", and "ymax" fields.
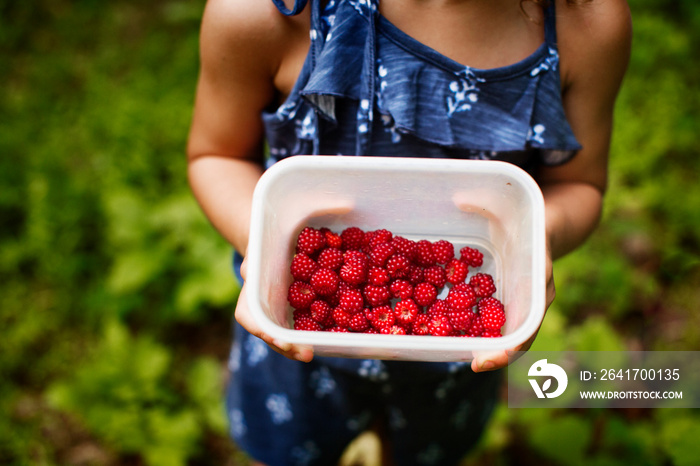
[{"xmin": 245, "ymin": 155, "xmax": 546, "ymax": 361}]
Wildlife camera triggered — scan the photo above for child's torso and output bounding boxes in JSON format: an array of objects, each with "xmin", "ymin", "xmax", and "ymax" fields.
[{"xmin": 368, "ymin": 0, "xmax": 546, "ymax": 71}]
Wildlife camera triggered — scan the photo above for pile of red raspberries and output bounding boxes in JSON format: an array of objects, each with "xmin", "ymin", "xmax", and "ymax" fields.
[{"xmin": 288, "ymin": 226, "xmax": 505, "ymax": 337}]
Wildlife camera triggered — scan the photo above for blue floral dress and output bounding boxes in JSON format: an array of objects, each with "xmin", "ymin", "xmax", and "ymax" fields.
[{"xmin": 227, "ymin": 0, "xmax": 581, "ymax": 464}]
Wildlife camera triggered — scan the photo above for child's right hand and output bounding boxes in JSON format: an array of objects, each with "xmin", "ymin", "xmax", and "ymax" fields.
[{"xmin": 235, "ymin": 256, "xmax": 315, "ymax": 363}]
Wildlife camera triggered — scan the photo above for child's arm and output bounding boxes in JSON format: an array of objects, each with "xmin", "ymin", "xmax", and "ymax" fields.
[
  {"xmin": 187, "ymin": 0, "xmax": 277, "ymax": 252},
  {"xmin": 187, "ymin": 0, "xmax": 313, "ymax": 361},
  {"xmin": 539, "ymin": 0, "xmax": 632, "ymax": 260},
  {"xmin": 472, "ymin": 0, "xmax": 632, "ymax": 372}
]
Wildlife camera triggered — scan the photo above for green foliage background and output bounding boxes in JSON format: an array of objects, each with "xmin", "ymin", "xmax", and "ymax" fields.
[{"xmin": 1, "ymin": 0, "xmax": 698, "ymax": 464}]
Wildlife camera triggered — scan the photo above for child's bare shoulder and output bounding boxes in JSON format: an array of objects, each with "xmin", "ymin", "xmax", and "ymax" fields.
[
  {"xmin": 558, "ymin": 0, "xmax": 631, "ymax": 42},
  {"xmin": 557, "ymin": 0, "xmax": 632, "ymax": 87},
  {"xmin": 200, "ymin": 0, "xmax": 309, "ymax": 74}
]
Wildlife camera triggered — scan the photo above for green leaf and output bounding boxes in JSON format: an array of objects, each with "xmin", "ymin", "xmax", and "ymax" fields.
[
  {"xmin": 528, "ymin": 414, "xmax": 593, "ymax": 466},
  {"xmin": 107, "ymin": 249, "xmax": 168, "ymax": 294},
  {"xmin": 660, "ymin": 416, "xmax": 700, "ymax": 466},
  {"xmin": 529, "ymin": 307, "xmax": 569, "ymax": 351},
  {"xmin": 186, "ymin": 358, "xmax": 228, "ymax": 434},
  {"xmin": 571, "ymin": 317, "xmax": 627, "ymax": 353},
  {"xmin": 144, "ymin": 409, "xmax": 201, "ymax": 466},
  {"xmin": 174, "ymin": 258, "xmax": 239, "ymax": 317}
]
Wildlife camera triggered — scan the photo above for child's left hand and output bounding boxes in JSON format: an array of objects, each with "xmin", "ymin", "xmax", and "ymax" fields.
[
  {"xmin": 471, "ymin": 244, "xmax": 555, "ymax": 372},
  {"xmin": 235, "ymin": 256, "xmax": 315, "ymax": 363}
]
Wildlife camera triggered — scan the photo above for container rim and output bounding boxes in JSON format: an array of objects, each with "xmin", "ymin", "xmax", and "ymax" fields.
[{"xmin": 245, "ymin": 155, "xmax": 547, "ymax": 355}]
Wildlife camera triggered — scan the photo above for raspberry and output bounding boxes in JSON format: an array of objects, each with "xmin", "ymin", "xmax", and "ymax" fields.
[
  {"xmin": 394, "ymin": 298, "xmax": 420, "ymax": 325},
  {"xmin": 329, "ymin": 326, "xmax": 350, "ymax": 332},
  {"xmin": 296, "ymin": 227, "xmax": 326, "ymax": 255},
  {"xmin": 432, "ymin": 240, "xmax": 454, "ymax": 264},
  {"xmin": 460, "ymin": 246, "xmax": 484, "ymax": 268},
  {"xmin": 366, "ymin": 305, "xmax": 395, "ymax": 331},
  {"xmin": 367, "ymin": 266, "xmax": 390, "ymax": 286},
  {"xmin": 386, "ymin": 253, "xmax": 410, "ymax": 278},
  {"xmin": 343, "ymin": 249, "xmax": 368, "ymax": 264},
  {"xmin": 446, "ymin": 288, "xmax": 476, "ymax": 311},
  {"xmin": 341, "ymin": 227, "xmax": 365, "ymax": 251},
  {"xmin": 348, "ymin": 311, "xmax": 370, "ymax": 332},
  {"xmin": 289, "ymin": 227, "xmax": 496, "ymax": 338},
  {"xmin": 368, "ymin": 229, "xmax": 393, "ymax": 248},
  {"xmin": 415, "ymin": 240, "xmax": 437, "ymax": 267},
  {"xmin": 340, "ymin": 251, "xmax": 368, "ymax": 285},
  {"xmin": 445, "ymin": 258, "xmax": 468, "ymax": 284},
  {"xmin": 294, "ymin": 316, "xmax": 322, "ymax": 331},
  {"xmin": 423, "ymin": 265, "xmax": 447, "ymax": 288},
  {"xmin": 478, "ymin": 297, "xmax": 506, "ymax": 330},
  {"xmin": 466, "ymin": 315, "xmax": 484, "ymax": 337},
  {"xmin": 391, "ymin": 236, "xmax": 418, "ymax": 261},
  {"xmin": 411, "ymin": 267, "xmax": 427, "ymax": 286},
  {"xmin": 363, "ymin": 284, "xmax": 391, "ymax": 307},
  {"xmin": 427, "ymin": 299, "xmax": 449, "ymax": 316},
  {"xmin": 482, "ymin": 329, "xmax": 502, "ymax": 338},
  {"xmin": 293, "ymin": 308, "xmax": 311, "ymax": 321},
  {"xmin": 337, "ymin": 279, "xmax": 354, "ymax": 293},
  {"xmin": 310, "ymin": 300, "xmax": 332, "ymax": 326},
  {"xmin": 320, "ymin": 227, "xmax": 343, "ymax": 249},
  {"xmin": 451, "ymin": 282, "xmax": 472, "ymax": 294},
  {"xmin": 339, "ymin": 289, "xmax": 364, "ymax": 313},
  {"xmin": 288, "ymin": 281, "xmax": 316, "ymax": 309},
  {"xmin": 389, "ymin": 279, "xmax": 413, "ymax": 299},
  {"xmin": 380, "ymin": 325, "xmax": 406, "ymax": 335},
  {"xmin": 317, "ymin": 247, "xmax": 344, "ymax": 270},
  {"xmin": 470, "ymin": 273, "xmax": 497, "ymax": 298},
  {"xmin": 413, "ymin": 282, "xmax": 437, "ymax": 307},
  {"xmin": 332, "ymin": 306, "xmax": 352, "ymax": 327},
  {"xmin": 290, "ymin": 253, "xmax": 318, "ymax": 282},
  {"xmin": 339, "ymin": 264, "xmax": 366, "ymax": 286},
  {"xmin": 310, "ymin": 267, "xmax": 339, "ymax": 296},
  {"xmin": 360, "ymin": 232, "xmax": 374, "ymax": 254},
  {"xmin": 369, "ymin": 242, "xmax": 395, "ymax": 267},
  {"xmin": 411, "ymin": 314, "xmax": 431, "ymax": 335},
  {"xmin": 427, "ymin": 312, "xmax": 453, "ymax": 336},
  {"xmin": 448, "ymin": 308, "xmax": 475, "ymax": 331},
  {"xmin": 328, "ymin": 281, "xmax": 352, "ymax": 307}
]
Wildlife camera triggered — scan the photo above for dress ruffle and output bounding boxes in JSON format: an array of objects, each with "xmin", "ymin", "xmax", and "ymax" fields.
[{"xmin": 298, "ymin": 0, "xmax": 581, "ymax": 161}]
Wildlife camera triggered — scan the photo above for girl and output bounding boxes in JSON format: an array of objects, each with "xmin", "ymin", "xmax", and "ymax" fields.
[{"xmin": 187, "ymin": 0, "xmax": 631, "ymax": 464}]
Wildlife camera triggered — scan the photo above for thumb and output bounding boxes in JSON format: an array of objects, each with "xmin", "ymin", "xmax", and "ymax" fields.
[{"xmin": 471, "ymin": 349, "xmax": 509, "ymax": 372}]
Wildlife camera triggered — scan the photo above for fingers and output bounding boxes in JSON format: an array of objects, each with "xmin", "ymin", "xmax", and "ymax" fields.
[
  {"xmin": 235, "ymin": 284, "xmax": 315, "ymax": 362},
  {"xmin": 471, "ymin": 348, "xmax": 510, "ymax": 372},
  {"xmin": 270, "ymin": 340, "xmax": 315, "ymax": 362},
  {"xmin": 472, "ymin": 243, "xmax": 555, "ymax": 373},
  {"xmin": 471, "ymin": 326, "xmax": 541, "ymax": 372},
  {"xmin": 471, "ymin": 345, "xmax": 527, "ymax": 372}
]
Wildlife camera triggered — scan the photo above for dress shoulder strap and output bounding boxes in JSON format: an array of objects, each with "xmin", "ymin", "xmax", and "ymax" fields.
[
  {"xmin": 270, "ymin": 0, "xmax": 325, "ymax": 70},
  {"xmin": 543, "ymin": 1, "xmax": 558, "ymax": 46},
  {"xmin": 271, "ymin": 0, "xmax": 309, "ymax": 16}
]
